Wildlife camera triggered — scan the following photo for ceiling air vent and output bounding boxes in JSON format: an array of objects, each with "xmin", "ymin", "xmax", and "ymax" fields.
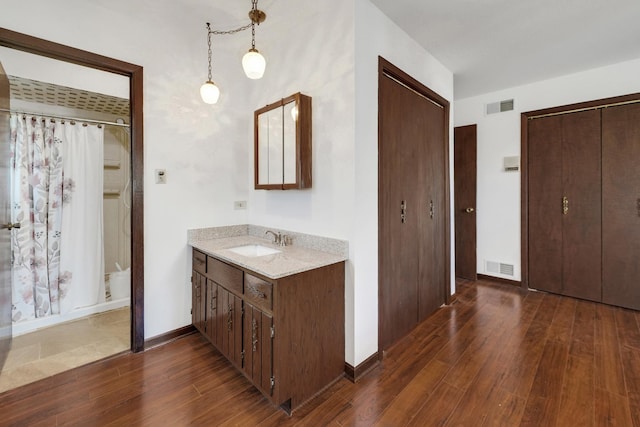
[{"xmin": 486, "ymin": 98, "xmax": 515, "ymax": 115}]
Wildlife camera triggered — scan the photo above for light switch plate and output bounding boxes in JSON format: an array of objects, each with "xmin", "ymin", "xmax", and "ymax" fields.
[
  {"xmin": 155, "ymin": 169, "xmax": 167, "ymax": 184},
  {"xmin": 234, "ymin": 200, "xmax": 247, "ymax": 210}
]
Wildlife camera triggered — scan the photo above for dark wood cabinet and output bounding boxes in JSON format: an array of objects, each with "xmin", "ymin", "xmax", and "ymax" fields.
[
  {"xmin": 191, "ymin": 248, "xmax": 344, "ymax": 413},
  {"xmin": 526, "ymin": 98, "xmax": 640, "ymax": 310}
]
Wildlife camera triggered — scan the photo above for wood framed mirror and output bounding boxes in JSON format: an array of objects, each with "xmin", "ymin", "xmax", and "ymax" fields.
[{"xmin": 254, "ymin": 92, "xmax": 311, "ymax": 190}]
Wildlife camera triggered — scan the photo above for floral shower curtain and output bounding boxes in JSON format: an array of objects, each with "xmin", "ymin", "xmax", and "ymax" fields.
[{"xmin": 10, "ymin": 115, "xmax": 104, "ymax": 322}]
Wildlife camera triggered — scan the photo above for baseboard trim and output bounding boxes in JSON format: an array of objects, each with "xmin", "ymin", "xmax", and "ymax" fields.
[
  {"xmin": 144, "ymin": 325, "xmax": 197, "ymax": 350},
  {"xmin": 478, "ymin": 274, "xmax": 521, "ymax": 287},
  {"xmin": 344, "ymin": 352, "xmax": 379, "ymax": 383}
]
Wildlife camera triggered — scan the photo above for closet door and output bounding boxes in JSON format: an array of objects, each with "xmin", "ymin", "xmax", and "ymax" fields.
[
  {"xmin": 602, "ymin": 103, "xmax": 640, "ymax": 310},
  {"xmin": 379, "ymin": 75, "xmax": 422, "ymax": 349},
  {"xmin": 418, "ymin": 97, "xmax": 446, "ymax": 321},
  {"xmin": 528, "ymin": 115, "xmax": 563, "ymax": 294},
  {"xmin": 560, "ymin": 110, "xmax": 601, "ymax": 301},
  {"xmin": 379, "ymin": 60, "xmax": 449, "ymax": 352},
  {"xmin": 528, "ymin": 110, "xmax": 601, "ymax": 301}
]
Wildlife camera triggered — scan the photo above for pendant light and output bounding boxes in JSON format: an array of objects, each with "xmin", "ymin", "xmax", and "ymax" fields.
[
  {"xmin": 200, "ymin": 23, "xmax": 220, "ymax": 104},
  {"xmin": 242, "ymin": 0, "xmax": 267, "ymax": 79},
  {"xmin": 199, "ymin": 1, "xmax": 268, "ymax": 103}
]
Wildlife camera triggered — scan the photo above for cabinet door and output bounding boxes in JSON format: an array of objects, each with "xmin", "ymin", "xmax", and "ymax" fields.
[
  {"xmin": 602, "ymin": 103, "xmax": 640, "ymax": 310},
  {"xmin": 244, "ymin": 303, "xmax": 273, "ymax": 396},
  {"xmin": 217, "ymin": 286, "xmax": 243, "ymax": 366},
  {"xmin": 192, "ymin": 271, "xmax": 207, "ymax": 334},
  {"xmin": 206, "ymin": 280, "xmax": 217, "ymax": 344}
]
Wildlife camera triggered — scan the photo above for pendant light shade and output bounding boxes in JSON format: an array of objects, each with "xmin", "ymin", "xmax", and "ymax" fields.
[
  {"xmin": 200, "ymin": 80, "xmax": 220, "ymax": 104},
  {"xmin": 242, "ymin": 48, "xmax": 266, "ymax": 79},
  {"xmin": 200, "ymin": 1, "xmax": 268, "ymax": 103}
]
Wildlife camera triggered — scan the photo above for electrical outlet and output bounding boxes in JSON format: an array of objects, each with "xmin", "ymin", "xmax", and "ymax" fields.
[
  {"xmin": 155, "ymin": 169, "xmax": 167, "ymax": 184},
  {"xmin": 234, "ymin": 200, "xmax": 247, "ymax": 210}
]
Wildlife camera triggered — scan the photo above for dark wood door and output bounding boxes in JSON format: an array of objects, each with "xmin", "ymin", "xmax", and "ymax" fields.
[
  {"xmin": 418, "ymin": 98, "xmax": 446, "ymax": 321},
  {"xmin": 602, "ymin": 103, "xmax": 640, "ymax": 310},
  {"xmin": 560, "ymin": 110, "xmax": 601, "ymax": 301},
  {"xmin": 379, "ymin": 74, "xmax": 422, "ymax": 350},
  {"xmin": 379, "ymin": 64, "xmax": 448, "ymax": 351},
  {"xmin": 528, "ymin": 115, "xmax": 563, "ymax": 294},
  {"xmin": 0, "ymin": 61, "xmax": 11, "ymax": 371},
  {"xmin": 453, "ymin": 125, "xmax": 477, "ymax": 281},
  {"xmin": 528, "ymin": 110, "xmax": 601, "ymax": 301}
]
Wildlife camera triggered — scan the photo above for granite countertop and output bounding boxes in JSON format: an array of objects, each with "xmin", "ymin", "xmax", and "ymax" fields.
[{"xmin": 190, "ymin": 234, "xmax": 347, "ymax": 280}]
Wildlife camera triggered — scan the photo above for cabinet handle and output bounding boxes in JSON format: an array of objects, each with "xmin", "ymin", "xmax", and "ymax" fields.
[
  {"xmin": 195, "ymin": 285, "xmax": 200, "ymax": 298},
  {"xmin": 637, "ymin": 198, "xmax": 640, "ymax": 217},
  {"xmin": 227, "ymin": 304, "xmax": 233, "ymax": 331},
  {"xmin": 401, "ymin": 200, "xmax": 407, "ymax": 224},
  {"xmin": 1, "ymin": 222, "xmax": 20, "ymax": 231},
  {"xmin": 252, "ymin": 318, "xmax": 258, "ymax": 352},
  {"xmin": 562, "ymin": 196, "xmax": 569, "ymax": 215},
  {"xmin": 430, "ymin": 200, "xmax": 434, "ymax": 219}
]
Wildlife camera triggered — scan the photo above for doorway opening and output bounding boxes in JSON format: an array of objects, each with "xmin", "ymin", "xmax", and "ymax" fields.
[{"xmin": 0, "ymin": 28, "xmax": 144, "ymax": 391}]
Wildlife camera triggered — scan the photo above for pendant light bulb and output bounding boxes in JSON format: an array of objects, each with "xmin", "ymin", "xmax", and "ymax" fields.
[
  {"xmin": 242, "ymin": 48, "xmax": 266, "ymax": 79},
  {"xmin": 200, "ymin": 80, "xmax": 220, "ymax": 104}
]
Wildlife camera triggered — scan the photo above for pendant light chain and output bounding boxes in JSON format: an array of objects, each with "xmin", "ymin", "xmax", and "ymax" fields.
[
  {"xmin": 201, "ymin": 0, "xmax": 266, "ymax": 103},
  {"xmin": 206, "ymin": 23, "xmax": 212, "ymax": 82}
]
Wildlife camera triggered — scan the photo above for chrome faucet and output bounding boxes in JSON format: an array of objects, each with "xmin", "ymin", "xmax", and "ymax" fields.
[
  {"xmin": 265, "ymin": 230, "xmax": 290, "ymax": 246},
  {"xmin": 265, "ymin": 230, "xmax": 281, "ymax": 245}
]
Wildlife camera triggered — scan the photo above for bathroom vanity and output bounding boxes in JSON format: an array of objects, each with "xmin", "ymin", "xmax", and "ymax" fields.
[{"xmin": 189, "ymin": 226, "xmax": 346, "ymax": 413}]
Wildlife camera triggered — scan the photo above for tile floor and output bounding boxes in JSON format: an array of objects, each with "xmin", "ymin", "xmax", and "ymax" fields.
[{"xmin": 0, "ymin": 307, "xmax": 129, "ymax": 393}]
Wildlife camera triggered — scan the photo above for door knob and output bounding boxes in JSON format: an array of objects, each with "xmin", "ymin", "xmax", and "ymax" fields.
[
  {"xmin": 465, "ymin": 208, "xmax": 475, "ymax": 213},
  {"xmin": 1, "ymin": 223, "xmax": 21, "ymax": 230}
]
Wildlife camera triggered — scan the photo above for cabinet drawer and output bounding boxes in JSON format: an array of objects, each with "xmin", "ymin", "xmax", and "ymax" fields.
[
  {"xmin": 192, "ymin": 249, "xmax": 207, "ymax": 275},
  {"xmin": 207, "ymin": 257, "xmax": 243, "ymax": 296},
  {"xmin": 244, "ymin": 273, "xmax": 273, "ymax": 312}
]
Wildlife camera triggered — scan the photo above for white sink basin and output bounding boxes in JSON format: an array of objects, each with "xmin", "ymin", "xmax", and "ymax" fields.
[{"xmin": 228, "ymin": 244, "xmax": 281, "ymax": 257}]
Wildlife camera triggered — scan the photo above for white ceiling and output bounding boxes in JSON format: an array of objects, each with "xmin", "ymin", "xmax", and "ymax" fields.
[{"xmin": 370, "ymin": 0, "xmax": 640, "ymax": 99}]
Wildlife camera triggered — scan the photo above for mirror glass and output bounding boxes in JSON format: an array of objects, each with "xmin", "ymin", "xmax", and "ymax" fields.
[
  {"xmin": 255, "ymin": 92, "xmax": 311, "ymax": 190},
  {"xmin": 282, "ymin": 100, "xmax": 296, "ymax": 184}
]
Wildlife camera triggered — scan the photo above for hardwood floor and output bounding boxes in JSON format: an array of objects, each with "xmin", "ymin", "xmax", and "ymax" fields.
[{"xmin": 1, "ymin": 278, "xmax": 639, "ymax": 426}]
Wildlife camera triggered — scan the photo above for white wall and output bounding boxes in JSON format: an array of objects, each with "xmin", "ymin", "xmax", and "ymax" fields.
[
  {"xmin": 1, "ymin": 0, "xmax": 253, "ymax": 339},
  {"xmin": 454, "ymin": 57, "xmax": 640, "ymax": 282},
  {"xmin": 352, "ymin": 0, "xmax": 454, "ymax": 365},
  {"xmin": 1, "ymin": 0, "xmax": 454, "ymax": 367}
]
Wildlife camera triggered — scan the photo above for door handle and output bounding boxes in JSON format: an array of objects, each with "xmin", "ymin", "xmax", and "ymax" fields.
[
  {"xmin": 465, "ymin": 207, "xmax": 475, "ymax": 213},
  {"xmin": 400, "ymin": 200, "xmax": 407, "ymax": 224},
  {"xmin": 2, "ymin": 223, "xmax": 21, "ymax": 230}
]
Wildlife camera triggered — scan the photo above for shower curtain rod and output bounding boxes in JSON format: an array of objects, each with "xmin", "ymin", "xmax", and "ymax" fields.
[{"xmin": 0, "ymin": 108, "xmax": 130, "ymax": 128}]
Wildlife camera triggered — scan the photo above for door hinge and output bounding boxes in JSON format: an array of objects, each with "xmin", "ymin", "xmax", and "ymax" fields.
[
  {"xmin": 270, "ymin": 376, "xmax": 275, "ymax": 390},
  {"xmin": 270, "ymin": 325, "xmax": 275, "ymax": 338},
  {"xmin": 241, "ymin": 350, "xmax": 245, "ymax": 360}
]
